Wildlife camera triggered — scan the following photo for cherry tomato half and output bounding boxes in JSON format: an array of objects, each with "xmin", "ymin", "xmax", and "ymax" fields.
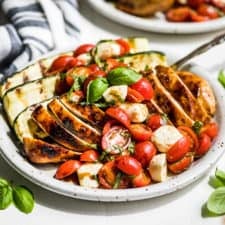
[
  {"xmin": 116, "ymin": 39, "xmax": 130, "ymax": 55},
  {"xmin": 190, "ymin": 11, "xmax": 209, "ymax": 22},
  {"xmin": 134, "ymin": 141, "xmax": 157, "ymax": 168},
  {"xmin": 54, "ymin": 160, "xmax": 82, "ymax": 180},
  {"xmin": 49, "ymin": 55, "xmax": 75, "ymax": 73},
  {"xmin": 188, "ymin": 0, "xmax": 205, "ymax": 8},
  {"xmin": 102, "ymin": 120, "xmax": 117, "ymax": 136},
  {"xmin": 80, "ymin": 150, "xmax": 99, "ymax": 162},
  {"xmin": 211, "ymin": 0, "xmax": 225, "ymax": 9},
  {"xmin": 132, "ymin": 170, "xmax": 151, "ymax": 187},
  {"xmin": 167, "ymin": 136, "xmax": 191, "ymax": 163},
  {"xmin": 105, "ymin": 107, "xmax": 131, "ymax": 128},
  {"xmin": 130, "ymin": 78, "xmax": 154, "ymax": 100},
  {"xmin": 178, "ymin": 126, "xmax": 199, "ymax": 152},
  {"xmin": 126, "ymin": 87, "xmax": 144, "ymax": 103},
  {"xmin": 101, "ymin": 126, "xmax": 131, "ymax": 154},
  {"xmin": 74, "ymin": 44, "xmax": 95, "ymax": 57},
  {"xmin": 147, "ymin": 114, "xmax": 166, "ymax": 131},
  {"xmin": 200, "ymin": 122, "xmax": 218, "ymax": 140},
  {"xmin": 166, "ymin": 7, "xmax": 191, "ymax": 22},
  {"xmin": 116, "ymin": 155, "xmax": 142, "ymax": 176},
  {"xmin": 197, "ymin": 4, "xmax": 219, "ymax": 19},
  {"xmin": 195, "ymin": 133, "xmax": 211, "ymax": 156},
  {"xmin": 129, "ymin": 124, "xmax": 152, "ymax": 142},
  {"xmin": 168, "ymin": 153, "xmax": 194, "ymax": 174}
]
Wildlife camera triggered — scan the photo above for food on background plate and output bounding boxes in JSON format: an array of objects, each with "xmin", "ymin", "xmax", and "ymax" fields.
[
  {"xmin": 107, "ymin": 0, "xmax": 225, "ymax": 22},
  {"xmin": 0, "ymin": 37, "xmax": 218, "ymax": 189}
]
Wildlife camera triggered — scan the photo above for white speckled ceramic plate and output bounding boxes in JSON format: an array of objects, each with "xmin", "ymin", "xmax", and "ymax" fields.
[
  {"xmin": 87, "ymin": 0, "xmax": 225, "ymax": 34},
  {"xmin": 0, "ymin": 50, "xmax": 225, "ymax": 202}
]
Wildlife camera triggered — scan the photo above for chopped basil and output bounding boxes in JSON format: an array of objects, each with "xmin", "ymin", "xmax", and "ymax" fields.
[
  {"xmin": 192, "ymin": 121, "xmax": 203, "ymax": 134},
  {"xmin": 113, "ymin": 172, "xmax": 122, "ymax": 189},
  {"xmin": 128, "ymin": 142, "xmax": 135, "ymax": 154}
]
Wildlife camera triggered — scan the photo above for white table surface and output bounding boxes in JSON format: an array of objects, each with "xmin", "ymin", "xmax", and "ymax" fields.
[{"xmin": 1, "ymin": 1, "xmax": 225, "ymax": 224}]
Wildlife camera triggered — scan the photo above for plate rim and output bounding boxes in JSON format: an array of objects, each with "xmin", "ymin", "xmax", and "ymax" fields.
[
  {"xmin": 87, "ymin": 0, "xmax": 225, "ymax": 34},
  {"xmin": 0, "ymin": 50, "xmax": 225, "ymax": 202}
]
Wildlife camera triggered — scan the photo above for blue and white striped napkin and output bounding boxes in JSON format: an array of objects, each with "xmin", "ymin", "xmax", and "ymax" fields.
[{"xmin": 0, "ymin": 0, "xmax": 81, "ymax": 78}]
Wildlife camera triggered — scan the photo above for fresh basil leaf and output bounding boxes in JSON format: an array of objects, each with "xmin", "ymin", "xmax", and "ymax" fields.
[
  {"xmin": 201, "ymin": 203, "xmax": 218, "ymax": 218},
  {"xmin": 107, "ymin": 67, "xmax": 142, "ymax": 85},
  {"xmin": 0, "ymin": 178, "xmax": 9, "ymax": 187},
  {"xmin": 87, "ymin": 77, "xmax": 109, "ymax": 103},
  {"xmin": 218, "ymin": 70, "xmax": 225, "ymax": 88},
  {"xmin": 0, "ymin": 186, "xmax": 13, "ymax": 210},
  {"xmin": 207, "ymin": 187, "xmax": 225, "ymax": 214},
  {"xmin": 209, "ymin": 176, "xmax": 225, "ymax": 189},
  {"xmin": 13, "ymin": 186, "xmax": 34, "ymax": 214},
  {"xmin": 215, "ymin": 169, "xmax": 225, "ymax": 182},
  {"xmin": 192, "ymin": 121, "xmax": 203, "ymax": 134}
]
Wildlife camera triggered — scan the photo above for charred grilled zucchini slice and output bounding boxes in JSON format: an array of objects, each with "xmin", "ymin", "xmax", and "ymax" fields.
[{"xmin": 3, "ymin": 75, "xmax": 59, "ymax": 125}]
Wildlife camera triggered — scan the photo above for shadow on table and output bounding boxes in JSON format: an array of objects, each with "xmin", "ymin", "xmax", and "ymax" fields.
[{"xmin": 0, "ymin": 154, "xmax": 206, "ymax": 216}]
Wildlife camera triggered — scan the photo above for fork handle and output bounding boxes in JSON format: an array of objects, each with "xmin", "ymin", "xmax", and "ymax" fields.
[{"xmin": 172, "ymin": 32, "xmax": 225, "ymax": 70}]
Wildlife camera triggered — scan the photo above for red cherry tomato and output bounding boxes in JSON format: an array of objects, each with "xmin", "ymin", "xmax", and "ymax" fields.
[
  {"xmin": 80, "ymin": 150, "xmax": 99, "ymax": 162},
  {"xmin": 167, "ymin": 136, "xmax": 191, "ymax": 163},
  {"xmin": 130, "ymin": 78, "xmax": 154, "ymax": 100},
  {"xmin": 66, "ymin": 58, "xmax": 84, "ymax": 69},
  {"xmin": 116, "ymin": 39, "xmax": 130, "ymax": 55},
  {"xmin": 98, "ymin": 161, "xmax": 117, "ymax": 189},
  {"xmin": 196, "ymin": 133, "xmax": 211, "ymax": 156},
  {"xmin": 105, "ymin": 107, "xmax": 131, "ymax": 128},
  {"xmin": 200, "ymin": 122, "xmax": 218, "ymax": 140},
  {"xmin": 91, "ymin": 70, "xmax": 106, "ymax": 77},
  {"xmin": 101, "ymin": 126, "xmax": 131, "ymax": 154},
  {"xmin": 178, "ymin": 126, "xmax": 199, "ymax": 152},
  {"xmin": 88, "ymin": 64, "xmax": 101, "ymax": 74},
  {"xmin": 49, "ymin": 55, "xmax": 75, "ymax": 73},
  {"xmin": 65, "ymin": 75, "xmax": 74, "ymax": 87},
  {"xmin": 197, "ymin": 4, "xmax": 219, "ymax": 19},
  {"xmin": 211, "ymin": 0, "xmax": 225, "ymax": 9},
  {"xmin": 168, "ymin": 153, "xmax": 194, "ymax": 174},
  {"xmin": 105, "ymin": 58, "xmax": 127, "ymax": 71},
  {"xmin": 147, "ymin": 114, "xmax": 166, "ymax": 131},
  {"xmin": 134, "ymin": 141, "xmax": 157, "ymax": 168},
  {"xmin": 126, "ymin": 87, "xmax": 144, "ymax": 103},
  {"xmin": 166, "ymin": 7, "xmax": 191, "ymax": 22},
  {"xmin": 188, "ymin": 0, "xmax": 205, "ymax": 8},
  {"xmin": 74, "ymin": 44, "xmax": 95, "ymax": 57},
  {"xmin": 54, "ymin": 160, "xmax": 82, "ymax": 180},
  {"xmin": 190, "ymin": 11, "xmax": 209, "ymax": 22},
  {"xmin": 116, "ymin": 155, "xmax": 142, "ymax": 176},
  {"xmin": 129, "ymin": 124, "xmax": 152, "ymax": 142},
  {"xmin": 132, "ymin": 170, "xmax": 151, "ymax": 187},
  {"xmin": 102, "ymin": 120, "xmax": 117, "ymax": 136}
]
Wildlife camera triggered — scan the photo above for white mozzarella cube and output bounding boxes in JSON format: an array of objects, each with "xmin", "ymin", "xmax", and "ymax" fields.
[
  {"xmin": 149, "ymin": 153, "xmax": 167, "ymax": 182},
  {"xmin": 103, "ymin": 85, "xmax": 128, "ymax": 103},
  {"xmin": 119, "ymin": 103, "xmax": 148, "ymax": 123},
  {"xmin": 77, "ymin": 163, "xmax": 103, "ymax": 188},
  {"xmin": 96, "ymin": 42, "xmax": 121, "ymax": 60},
  {"xmin": 151, "ymin": 125, "xmax": 183, "ymax": 153}
]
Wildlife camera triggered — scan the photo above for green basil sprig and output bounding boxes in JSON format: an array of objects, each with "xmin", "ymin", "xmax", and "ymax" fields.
[
  {"xmin": 87, "ymin": 77, "xmax": 109, "ymax": 103},
  {"xmin": 0, "ymin": 177, "xmax": 34, "ymax": 214},
  {"xmin": 107, "ymin": 67, "xmax": 142, "ymax": 85},
  {"xmin": 202, "ymin": 169, "xmax": 225, "ymax": 217}
]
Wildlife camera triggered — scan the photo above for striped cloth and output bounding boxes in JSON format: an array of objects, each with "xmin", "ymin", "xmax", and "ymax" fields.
[{"xmin": 0, "ymin": 0, "xmax": 81, "ymax": 79}]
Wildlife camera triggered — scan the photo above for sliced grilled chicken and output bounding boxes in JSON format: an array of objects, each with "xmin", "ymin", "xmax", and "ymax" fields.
[
  {"xmin": 155, "ymin": 66, "xmax": 211, "ymax": 123},
  {"xmin": 23, "ymin": 137, "xmax": 80, "ymax": 164},
  {"xmin": 178, "ymin": 71, "xmax": 216, "ymax": 116},
  {"xmin": 60, "ymin": 95, "xmax": 105, "ymax": 127},
  {"xmin": 32, "ymin": 105, "xmax": 96, "ymax": 151},
  {"xmin": 146, "ymin": 72, "xmax": 194, "ymax": 126},
  {"xmin": 48, "ymin": 98, "xmax": 101, "ymax": 145}
]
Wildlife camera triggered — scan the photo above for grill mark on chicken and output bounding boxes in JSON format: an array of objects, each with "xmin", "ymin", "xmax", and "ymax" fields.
[
  {"xmin": 23, "ymin": 137, "xmax": 79, "ymax": 164},
  {"xmin": 146, "ymin": 71, "xmax": 194, "ymax": 126},
  {"xmin": 32, "ymin": 105, "xmax": 93, "ymax": 151},
  {"xmin": 48, "ymin": 98, "xmax": 101, "ymax": 145},
  {"xmin": 155, "ymin": 66, "xmax": 211, "ymax": 123}
]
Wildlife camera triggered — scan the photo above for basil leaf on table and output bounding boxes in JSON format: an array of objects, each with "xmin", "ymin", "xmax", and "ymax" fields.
[
  {"xmin": 13, "ymin": 185, "xmax": 34, "ymax": 214},
  {"xmin": 207, "ymin": 187, "xmax": 225, "ymax": 215},
  {"xmin": 218, "ymin": 70, "xmax": 225, "ymax": 88},
  {"xmin": 215, "ymin": 169, "xmax": 225, "ymax": 182},
  {"xmin": 87, "ymin": 77, "xmax": 109, "ymax": 103},
  {"xmin": 107, "ymin": 67, "xmax": 142, "ymax": 85},
  {"xmin": 0, "ymin": 178, "xmax": 9, "ymax": 187},
  {"xmin": 209, "ymin": 176, "xmax": 225, "ymax": 189},
  {"xmin": 0, "ymin": 186, "xmax": 13, "ymax": 210}
]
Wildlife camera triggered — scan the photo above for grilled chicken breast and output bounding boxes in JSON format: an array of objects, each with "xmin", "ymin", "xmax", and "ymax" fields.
[{"xmin": 23, "ymin": 137, "xmax": 80, "ymax": 164}]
